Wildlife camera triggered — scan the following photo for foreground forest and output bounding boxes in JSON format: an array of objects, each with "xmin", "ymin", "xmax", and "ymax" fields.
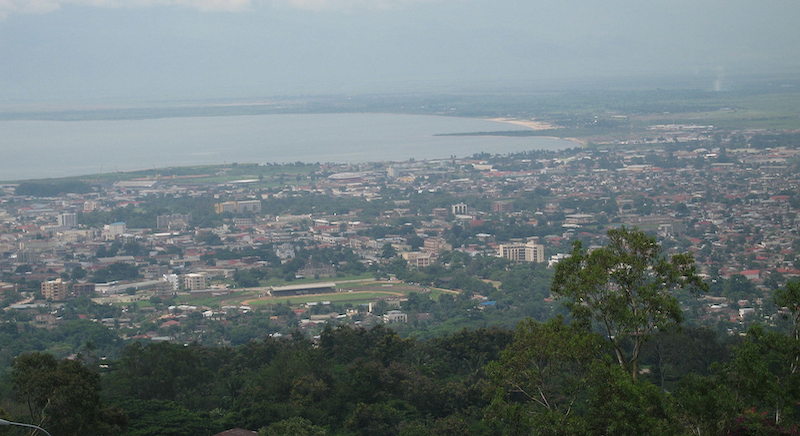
[{"xmin": 2, "ymin": 229, "xmax": 800, "ymax": 436}]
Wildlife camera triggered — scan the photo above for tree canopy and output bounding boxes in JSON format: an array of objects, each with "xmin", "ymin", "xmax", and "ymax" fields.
[{"xmin": 552, "ymin": 227, "xmax": 707, "ymax": 380}]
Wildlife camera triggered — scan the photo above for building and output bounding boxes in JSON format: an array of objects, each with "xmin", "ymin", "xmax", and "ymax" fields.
[
  {"xmin": 71, "ymin": 282, "xmax": 96, "ymax": 297},
  {"xmin": 58, "ymin": 212, "xmax": 78, "ymax": 228},
  {"xmin": 497, "ymin": 240, "xmax": 545, "ymax": 263},
  {"xmin": 431, "ymin": 207, "xmax": 449, "ymax": 220},
  {"xmin": 564, "ymin": 214, "xmax": 595, "ymax": 225},
  {"xmin": 184, "ymin": 273, "xmax": 206, "ymax": 291},
  {"xmin": 423, "ymin": 237, "xmax": 453, "ymax": 254},
  {"xmin": 42, "ymin": 278, "xmax": 68, "ymax": 301},
  {"xmin": 233, "ymin": 217, "xmax": 255, "ymax": 227},
  {"xmin": 452, "ymin": 203, "xmax": 468, "ymax": 215},
  {"xmin": 157, "ymin": 214, "xmax": 191, "ymax": 229},
  {"xmin": 492, "ymin": 201, "xmax": 514, "ymax": 213},
  {"xmin": 270, "ymin": 282, "xmax": 336, "ymax": 297},
  {"xmin": 215, "ymin": 202, "xmax": 238, "ymax": 214},
  {"xmin": 215, "ymin": 200, "xmax": 262, "ymax": 214},
  {"xmin": 237, "ymin": 200, "xmax": 262, "ymax": 213},
  {"xmin": 384, "ymin": 310, "xmax": 408, "ymax": 323},
  {"xmin": 102, "ymin": 222, "xmax": 126, "ymax": 240},
  {"xmin": 163, "ymin": 274, "xmax": 180, "ymax": 292},
  {"xmin": 402, "ymin": 252, "xmax": 433, "ymax": 268}
]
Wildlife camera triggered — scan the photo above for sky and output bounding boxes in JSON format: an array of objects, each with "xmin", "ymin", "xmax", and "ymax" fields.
[{"xmin": 0, "ymin": 0, "xmax": 799, "ymax": 105}]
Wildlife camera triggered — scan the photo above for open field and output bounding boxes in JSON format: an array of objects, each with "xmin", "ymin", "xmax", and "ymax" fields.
[
  {"xmin": 158, "ymin": 278, "xmax": 456, "ymax": 309},
  {"xmin": 243, "ymin": 290, "xmax": 405, "ymax": 307}
]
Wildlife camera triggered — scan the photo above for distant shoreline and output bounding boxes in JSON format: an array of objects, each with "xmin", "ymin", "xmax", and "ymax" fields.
[
  {"xmin": 0, "ymin": 113, "xmax": 576, "ymax": 182},
  {"xmin": 483, "ymin": 118, "xmax": 587, "ymax": 146},
  {"xmin": 486, "ymin": 117, "xmax": 558, "ymax": 131}
]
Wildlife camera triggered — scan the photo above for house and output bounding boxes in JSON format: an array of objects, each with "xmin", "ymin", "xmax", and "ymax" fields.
[{"xmin": 740, "ymin": 270, "xmax": 761, "ymax": 280}]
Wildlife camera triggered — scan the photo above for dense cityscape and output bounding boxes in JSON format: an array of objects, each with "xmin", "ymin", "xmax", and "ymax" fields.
[
  {"xmin": 2, "ymin": 124, "xmax": 800, "ymax": 435},
  {"xmin": 2, "ymin": 0, "xmax": 799, "ymax": 433}
]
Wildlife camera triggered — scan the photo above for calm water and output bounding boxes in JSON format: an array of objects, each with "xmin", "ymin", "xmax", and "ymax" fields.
[{"xmin": 0, "ymin": 113, "xmax": 575, "ymax": 181}]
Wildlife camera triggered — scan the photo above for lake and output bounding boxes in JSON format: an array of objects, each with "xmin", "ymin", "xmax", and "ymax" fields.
[{"xmin": 0, "ymin": 113, "xmax": 576, "ymax": 181}]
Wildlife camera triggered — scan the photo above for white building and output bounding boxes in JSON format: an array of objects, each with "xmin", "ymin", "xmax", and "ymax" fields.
[
  {"xmin": 451, "ymin": 202, "xmax": 468, "ymax": 215},
  {"xmin": 497, "ymin": 240, "xmax": 545, "ymax": 263},
  {"xmin": 184, "ymin": 273, "xmax": 206, "ymax": 291},
  {"xmin": 58, "ymin": 212, "xmax": 78, "ymax": 228},
  {"xmin": 383, "ymin": 310, "xmax": 408, "ymax": 323},
  {"xmin": 237, "ymin": 200, "xmax": 262, "ymax": 213},
  {"xmin": 163, "ymin": 274, "xmax": 180, "ymax": 291},
  {"xmin": 102, "ymin": 222, "xmax": 126, "ymax": 240}
]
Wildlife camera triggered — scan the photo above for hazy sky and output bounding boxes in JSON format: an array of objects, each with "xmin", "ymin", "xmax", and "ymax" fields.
[{"xmin": 1, "ymin": 0, "xmax": 799, "ymax": 104}]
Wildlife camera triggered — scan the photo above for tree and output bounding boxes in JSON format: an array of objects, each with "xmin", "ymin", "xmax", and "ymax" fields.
[
  {"xmin": 259, "ymin": 417, "xmax": 327, "ymax": 436},
  {"xmin": 672, "ymin": 373, "xmax": 738, "ymax": 436},
  {"xmin": 551, "ymin": 227, "xmax": 706, "ymax": 380},
  {"xmin": 584, "ymin": 363, "xmax": 680, "ymax": 436},
  {"xmin": 486, "ymin": 317, "xmax": 602, "ymax": 435},
  {"xmin": 724, "ymin": 325, "xmax": 800, "ymax": 424},
  {"xmin": 11, "ymin": 352, "xmax": 126, "ymax": 436},
  {"xmin": 774, "ymin": 279, "xmax": 800, "ymax": 374},
  {"xmin": 382, "ymin": 243, "xmax": 398, "ymax": 259}
]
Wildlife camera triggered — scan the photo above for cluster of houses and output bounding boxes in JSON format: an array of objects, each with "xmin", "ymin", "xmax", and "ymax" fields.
[{"xmin": 1, "ymin": 132, "xmax": 799, "ymax": 332}]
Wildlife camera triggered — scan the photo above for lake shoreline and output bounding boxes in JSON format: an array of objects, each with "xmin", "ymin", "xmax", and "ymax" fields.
[{"xmin": 1, "ymin": 113, "xmax": 576, "ymax": 181}]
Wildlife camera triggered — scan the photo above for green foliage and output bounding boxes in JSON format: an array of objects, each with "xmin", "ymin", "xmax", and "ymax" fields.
[
  {"xmin": 15, "ymin": 181, "xmax": 93, "ymax": 196},
  {"xmin": 486, "ymin": 317, "xmax": 602, "ymax": 435},
  {"xmin": 382, "ymin": 243, "xmax": 398, "ymax": 259},
  {"xmin": 775, "ymin": 280, "xmax": 800, "ymax": 343},
  {"xmin": 639, "ymin": 326, "xmax": 728, "ymax": 390},
  {"xmin": 11, "ymin": 352, "xmax": 126, "ymax": 436},
  {"xmin": 584, "ymin": 363, "xmax": 680, "ymax": 436},
  {"xmin": 123, "ymin": 342, "xmax": 211, "ymax": 399},
  {"xmin": 195, "ymin": 231, "xmax": 223, "ymax": 246},
  {"xmin": 115, "ymin": 399, "xmax": 214, "ymax": 436},
  {"xmin": 725, "ymin": 325, "xmax": 800, "ymax": 424},
  {"xmin": 552, "ymin": 227, "xmax": 706, "ymax": 379},
  {"xmin": 259, "ymin": 416, "xmax": 327, "ymax": 436},
  {"xmin": 92, "ymin": 262, "xmax": 141, "ymax": 283},
  {"xmin": 673, "ymin": 373, "xmax": 738, "ymax": 436}
]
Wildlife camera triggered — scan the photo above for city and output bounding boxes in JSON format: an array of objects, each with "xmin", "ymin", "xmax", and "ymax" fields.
[{"xmin": 2, "ymin": 128, "xmax": 798, "ymax": 344}]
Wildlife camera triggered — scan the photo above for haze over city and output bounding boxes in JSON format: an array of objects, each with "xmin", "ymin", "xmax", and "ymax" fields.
[{"xmin": 2, "ymin": 0, "xmax": 799, "ymax": 106}]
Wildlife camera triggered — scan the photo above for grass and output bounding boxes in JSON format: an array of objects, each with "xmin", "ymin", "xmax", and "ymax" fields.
[
  {"xmin": 246, "ymin": 290, "xmax": 404, "ymax": 307},
  {"xmin": 6, "ymin": 161, "xmax": 321, "ymax": 185}
]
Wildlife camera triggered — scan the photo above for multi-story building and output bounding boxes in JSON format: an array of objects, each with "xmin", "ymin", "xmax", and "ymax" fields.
[
  {"xmin": 384, "ymin": 310, "xmax": 408, "ymax": 323},
  {"xmin": 233, "ymin": 217, "xmax": 255, "ymax": 227},
  {"xmin": 71, "ymin": 282, "xmax": 96, "ymax": 296},
  {"xmin": 215, "ymin": 202, "xmax": 238, "ymax": 214},
  {"xmin": 451, "ymin": 202, "xmax": 468, "ymax": 215},
  {"xmin": 41, "ymin": 278, "xmax": 68, "ymax": 301},
  {"xmin": 497, "ymin": 240, "xmax": 545, "ymax": 263},
  {"xmin": 157, "ymin": 214, "xmax": 191, "ymax": 229},
  {"xmin": 58, "ymin": 212, "xmax": 78, "ymax": 228},
  {"xmin": 431, "ymin": 207, "xmax": 449, "ymax": 220},
  {"xmin": 423, "ymin": 237, "xmax": 452, "ymax": 254},
  {"xmin": 215, "ymin": 200, "xmax": 262, "ymax": 214},
  {"xmin": 402, "ymin": 252, "xmax": 433, "ymax": 268},
  {"xmin": 492, "ymin": 201, "xmax": 514, "ymax": 213},
  {"xmin": 163, "ymin": 274, "xmax": 180, "ymax": 291},
  {"xmin": 102, "ymin": 222, "xmax": 126, "ymax": 240},
  {"xmin": 184, "ymin": 273, "xmax": 206, "ymax": 291},
  {"xmin": 237, "ymin": 200, "xmax": 262, "ymax": 213}
]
